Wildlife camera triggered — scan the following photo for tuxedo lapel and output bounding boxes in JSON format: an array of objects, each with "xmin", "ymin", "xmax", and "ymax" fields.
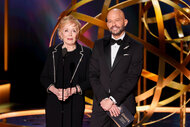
[
  {"xmin": 103, "ymin": 37, "xmax": 112, "ymax": 71},
  {"xmin": 104, "ymin": 44, "xmax": 111, "ymax": 70},
  {"xmin": 111, "ymin": 34, "xmax": 130, "ymax": 72}
]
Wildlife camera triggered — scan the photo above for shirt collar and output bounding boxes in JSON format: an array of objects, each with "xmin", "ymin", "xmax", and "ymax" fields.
[{"xmin": 111, "ymin": 32, "xmax": 125, "ymax": 40}]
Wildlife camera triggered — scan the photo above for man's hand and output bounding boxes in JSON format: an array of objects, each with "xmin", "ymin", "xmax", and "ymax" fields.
[
  {"xmin": 109, "ymin": 104, "xmax": 120, "ymax": 117},
  {"xmin": 100, "ymin": 98, "xmax": 114, "ymax": 111}
]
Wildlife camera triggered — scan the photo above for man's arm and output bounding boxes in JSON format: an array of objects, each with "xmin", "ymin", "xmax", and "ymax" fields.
[{"xmin": 89, "ymin": 41, "xmax": 108, "ymax": 104}]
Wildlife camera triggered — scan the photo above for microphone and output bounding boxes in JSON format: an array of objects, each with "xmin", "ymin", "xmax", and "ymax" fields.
[{"xmin": 62, "ymin": 48, "xmax": 67, "ymax": 58}]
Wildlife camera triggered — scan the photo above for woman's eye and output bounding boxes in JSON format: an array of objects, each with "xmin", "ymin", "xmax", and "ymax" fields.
[
  {"xmin": 73, "ymin": 30, "xmax": 77, "ymax": 32},
  {"xmin": 64, "ymin": 30, "xmax": 68, "ymax": 32}
]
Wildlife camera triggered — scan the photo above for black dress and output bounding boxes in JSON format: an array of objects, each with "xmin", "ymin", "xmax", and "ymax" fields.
[
  {"xmin": 41, "ymin": 43, "xmax": 91, "ymax": 127},
  {"xmin": 62, "ymin": 48, "xmax": 82, "ymax": 127}
]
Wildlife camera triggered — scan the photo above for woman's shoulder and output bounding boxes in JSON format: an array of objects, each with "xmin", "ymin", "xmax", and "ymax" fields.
[
  {"xmin": 46, "ymin": 43, "xmax": 63, "ymax": 56},
  {"xmin": 77, "ymin": 44, "xmax": 92, "ymax": 58},
  {"xmin": 77, "ymin": 43, "xmax": 91, "ymax": 53},
  {"xmin": 48, "ymin": 43, "xmax": 63, "ymax": 51}
]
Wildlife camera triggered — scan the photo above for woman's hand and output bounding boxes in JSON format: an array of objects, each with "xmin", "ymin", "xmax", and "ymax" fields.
[
  {"xmin": 71, "ymin": 87, "xmax": 77, "ymax": 94},
  {"xmin": 48, "ymin": 85, "xmax": 63, "ymax": 100},
  {"xmin": 48, "ymin": 86, "xmax": 78, "ymax": 101},
  {"xmin": 63, "ymin": 88, "xmax": 71, "ymax": 101}
]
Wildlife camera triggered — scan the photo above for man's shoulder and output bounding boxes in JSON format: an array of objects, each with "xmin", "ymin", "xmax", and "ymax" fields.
[
  {"xmin": 97, "ymin": 36, "xmax": 110, "ymax": 41},
  {"xmin": 125, "ymin": 34, "xmax": 143, "ymax": 48},
  {"xmin": 94, "ymin": 36, "xmax": 110, "ymax": 46},
  {"xmin": 132, "ymin": 39, "xmax": 143, "ymax": 48}
]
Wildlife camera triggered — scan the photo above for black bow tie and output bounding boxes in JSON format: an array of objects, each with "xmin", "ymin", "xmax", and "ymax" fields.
[{"xmin": 110, "ymin": 39, "xmax": 123, "ymax": 45}]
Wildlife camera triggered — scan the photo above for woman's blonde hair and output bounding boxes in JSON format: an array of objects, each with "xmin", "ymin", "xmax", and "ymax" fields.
[{"xmin": 58, "ymin": 15, "xmax": 81, "ymax": 41}]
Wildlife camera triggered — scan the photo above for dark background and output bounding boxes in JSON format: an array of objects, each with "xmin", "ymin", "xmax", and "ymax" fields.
[{"xmin": 0, "ymin": 0, "xmax": 189, "ymax": 108}]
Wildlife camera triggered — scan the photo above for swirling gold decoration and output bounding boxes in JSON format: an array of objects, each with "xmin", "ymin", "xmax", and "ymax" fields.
[
  {"xmin": 49, "ymin": 0, "xmax": 190, "ymax": 126},
  {"xmin": 142, "ymin": 0, "xmax": 190, "ymax": 54},
  {"xmin": 176, "ymin": 7, "xmax": 190, "ymax": 25}
]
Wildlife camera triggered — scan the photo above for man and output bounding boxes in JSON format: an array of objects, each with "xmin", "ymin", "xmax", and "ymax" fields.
[{"xmin": 89, "ymin": 8, "xmax": 144, "ymax": 127}]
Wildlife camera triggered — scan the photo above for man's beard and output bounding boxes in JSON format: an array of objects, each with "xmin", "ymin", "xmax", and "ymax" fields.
[{"xmin": 109, "ymin": 26, "xmax": 125, "ymax": 36}]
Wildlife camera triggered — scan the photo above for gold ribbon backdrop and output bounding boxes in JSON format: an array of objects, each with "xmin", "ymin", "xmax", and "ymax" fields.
[{"xmin": 49, "ymin": 0, "xmax": 190, "ymax": 126}]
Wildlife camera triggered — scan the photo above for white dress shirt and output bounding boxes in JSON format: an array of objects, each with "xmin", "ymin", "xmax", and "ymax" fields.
[{"xmin": 111, "ymin": 32, "xmax": 125, "ymax": 66}]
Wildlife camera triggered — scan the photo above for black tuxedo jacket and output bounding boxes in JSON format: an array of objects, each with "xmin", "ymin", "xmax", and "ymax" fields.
[{"xmin": 89, "ymin": 34, "xmax": 143, "ymax": 125}]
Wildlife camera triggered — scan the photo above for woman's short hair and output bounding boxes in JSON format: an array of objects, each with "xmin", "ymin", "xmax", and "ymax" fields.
[{"xmin": 58, "ymin": 15, "xmax": 81, "ymax": 41}]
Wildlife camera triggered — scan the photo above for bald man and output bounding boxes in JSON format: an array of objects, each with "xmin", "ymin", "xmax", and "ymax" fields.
[{"xmin": 89, "ymin": 9, "xmax": 144, "ymax": 127}]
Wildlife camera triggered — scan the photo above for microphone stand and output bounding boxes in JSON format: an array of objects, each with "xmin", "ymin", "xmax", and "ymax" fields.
[
  {"xmin": 61, "ymin": 48, "xmax": 67, "ymax": 127},
  {"xmin": 62, "ymin": 86, "xmax": 64, "ymax": 127},
  {"xmin": 69, "ymin": 63, "xmax": 75, "ymax": 127},
  {"xmin": 70, "ymin": 84, "xmax": 73, "ymax": 127}
]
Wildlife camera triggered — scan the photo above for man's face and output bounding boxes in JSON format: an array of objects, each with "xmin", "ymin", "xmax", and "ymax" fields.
[{"xmin": 106, "ymin": 10, "xmax": 128, "ymax": 36}]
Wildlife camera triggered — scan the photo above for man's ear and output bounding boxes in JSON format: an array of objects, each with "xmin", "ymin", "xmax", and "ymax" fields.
[{"xmin": 124, "ymin": 19, "xmax": 128, "ymax": 26}]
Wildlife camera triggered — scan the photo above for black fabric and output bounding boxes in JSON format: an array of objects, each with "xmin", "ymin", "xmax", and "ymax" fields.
[
  {"xmin": 41, "ymin": 42, "xmax": 91, "ymax": 127},
  {"xmin": 110, "ymin": 38, "xmax": 123, "ymax": 45},
  {"xmin": 63, "ymin": 48, "xmax": 78, "ymax": 88}
]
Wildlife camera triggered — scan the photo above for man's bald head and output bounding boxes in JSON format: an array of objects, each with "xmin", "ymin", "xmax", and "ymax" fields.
[
  {"xmin": 106, "ymin": 8, "xmax": 128, "ymax": 39},
  {"xmin": 107, "ymin": 8, "xmax": 126, "ymax": 20}
]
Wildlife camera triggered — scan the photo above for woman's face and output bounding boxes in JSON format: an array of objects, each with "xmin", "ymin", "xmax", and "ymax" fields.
[{"xmin": 60, "ymin": 22, "xmax": 79, "ymax": 46}]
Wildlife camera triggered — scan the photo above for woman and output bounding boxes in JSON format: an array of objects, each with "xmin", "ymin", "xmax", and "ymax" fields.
[{"xmin": 41, "ymin": 15, "xmax": 91, "ymax": 127}]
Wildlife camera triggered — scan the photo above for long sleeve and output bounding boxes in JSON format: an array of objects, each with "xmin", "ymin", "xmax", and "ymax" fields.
[
  {"xmin": 77, "ymin": 48, "xmax": 92, "ymax": 92},
  {"xmin": 89, "ymin": 41, "xmax": 108, "ymax": 103},
  {"xmin": 40, "ymin": 47, "xmax": 55, "ymax": 91}
]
